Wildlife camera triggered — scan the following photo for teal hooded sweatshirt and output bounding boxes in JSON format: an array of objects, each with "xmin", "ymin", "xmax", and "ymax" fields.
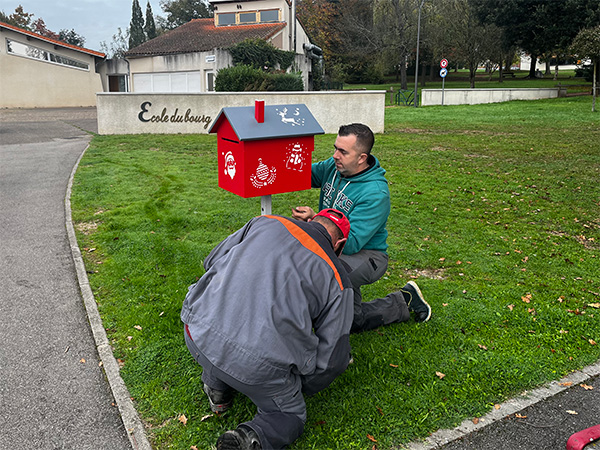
[{"xmin": 311, "ymin": 155, "xmax": 390, "ymax": 255}]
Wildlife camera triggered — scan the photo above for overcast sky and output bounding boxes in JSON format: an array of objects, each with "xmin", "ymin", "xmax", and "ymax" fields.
[{"xmin": 1, "ymin": 0, "xmax": 163, "ymax": 51}]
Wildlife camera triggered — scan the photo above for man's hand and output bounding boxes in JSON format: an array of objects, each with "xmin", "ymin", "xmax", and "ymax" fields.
[{"xmin": 291, "ymin": 206, "xmax": 316, "ymax": 222}]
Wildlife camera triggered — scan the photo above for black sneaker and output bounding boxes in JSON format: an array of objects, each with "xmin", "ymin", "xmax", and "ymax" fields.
[
  {"xmin": 401, "ymin": 281, "xmax": 431, "ymax": 322},
  {"xmin": 217, "ymin": 426, "xmax": 262, "ymax": 450},
  {"xmin": 204, "ymin": 383, "xmax": 234, "ymax": 413}
]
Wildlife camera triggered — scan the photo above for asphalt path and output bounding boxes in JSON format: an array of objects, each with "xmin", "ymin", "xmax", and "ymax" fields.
[{"xmin": 0, "ymin": 108, "xmax": 133, "ymax": 450}]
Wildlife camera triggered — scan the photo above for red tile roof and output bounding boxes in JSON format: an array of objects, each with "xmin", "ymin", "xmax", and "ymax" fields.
[
  {"xmin": 125, "ymin": 18, "xmax": 287, "ymax": 58},
  {"xmin": 0, "ymin": 21, "xmax": 105, "ymax": 58}
]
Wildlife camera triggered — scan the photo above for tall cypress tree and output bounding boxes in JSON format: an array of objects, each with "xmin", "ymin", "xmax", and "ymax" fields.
[
  {"xmin": 128, "ymin": 0, "xmax": 146, "ymax": 49},
  {"xmin": 144, "ymin": 1, "xmax": 157, "ymax": 40}
]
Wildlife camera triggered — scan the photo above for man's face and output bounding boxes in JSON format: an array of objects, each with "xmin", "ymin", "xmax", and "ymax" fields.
[{"xmin": 333, "ymin": 134, "xmax": 367, "ymax": 177}]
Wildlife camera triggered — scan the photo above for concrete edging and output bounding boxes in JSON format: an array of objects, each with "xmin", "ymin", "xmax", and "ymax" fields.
[
  {"xmin": 404, "ymin": 360, "xmax": 600, "ymax": 449},
  {"xmin": 65, "ymin": 143, "xmax": 152, "ymax": 450}
]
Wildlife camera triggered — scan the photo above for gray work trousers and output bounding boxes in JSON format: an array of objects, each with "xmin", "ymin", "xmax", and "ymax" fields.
[
  {"xmin": 184, "ymin": 330, "xmax": 306, "ymax": 450},
  {"xmin": 340, "ymin": 249, "xmax": 410, "ymax": 333}
]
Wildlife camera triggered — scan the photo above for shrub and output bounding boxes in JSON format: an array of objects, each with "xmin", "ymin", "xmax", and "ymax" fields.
[
  {"xmin": 215, "ymin": 66, "xmax": 304, "ymax": 92},
  {"xmin": 214, "ymin": 65, "xmax": 263, "ymax": 92}
]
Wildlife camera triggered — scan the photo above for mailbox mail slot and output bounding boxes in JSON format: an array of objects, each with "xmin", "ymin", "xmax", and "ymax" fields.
[{"xmin": 209, "ymin": 102, "xmax": 324, "ymax": 198}]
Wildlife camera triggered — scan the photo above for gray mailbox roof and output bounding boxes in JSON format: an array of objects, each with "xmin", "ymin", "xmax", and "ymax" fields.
[{"xmin": 209, "ymin": 103, "xmax": 324, "ymax": 141}]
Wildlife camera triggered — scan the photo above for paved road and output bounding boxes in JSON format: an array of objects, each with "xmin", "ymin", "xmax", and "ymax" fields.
[{"xmin": 0, "ymin": 108, "xmax": 132, "ymax": 450}]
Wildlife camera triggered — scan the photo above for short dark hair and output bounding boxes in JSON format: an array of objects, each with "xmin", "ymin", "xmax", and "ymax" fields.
[
  {"xmin": 313, "ymin": 213, "xmax": 344, "ymax": 241},
  {"xmin": 338, "ymin": 123, "xmax": 375, "ymax": 155}
]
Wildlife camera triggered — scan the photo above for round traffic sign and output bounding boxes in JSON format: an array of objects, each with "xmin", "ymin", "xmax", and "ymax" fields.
[
  {"xmin": 440, "ymin": 68, "xmax": 448, "ymax": 78},
  {"xmin": 440, "ymin": 59, "xmax": 448, "ymax": 68}
]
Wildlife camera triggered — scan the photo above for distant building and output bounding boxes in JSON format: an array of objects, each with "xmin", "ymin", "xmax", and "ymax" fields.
[
  {"xmin": 124, "ymin": 0, "xmax": 318, "ymax": 92},
  {"xmin": 0, "ymin": 21, "xmax": 106, "ymax": 108}
]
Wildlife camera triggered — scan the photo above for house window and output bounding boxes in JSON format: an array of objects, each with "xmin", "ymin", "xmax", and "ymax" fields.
[
  {"xmin": 239, "ymin": 12, "xmax": 257, "ymax": 23},
  {"xmin": 216, "ymin": 9, "xmax": 280, "ymax": 26},
  {"xmin": 108, "ymin": 75, "xmax": 128, "ymax": 92},
  {"xmin": 6, "ymin": 38, "xmax": 89, "ymax": 70},
  {"xmin": 217, "ymin": 12, "xmax": 236, "ymax": 25},
  {"xmin": 260, "ymin": 10, "xmax": 279, "ymax": 22},
  {"xmin": 206, "ymin": 71, "xmax": 215, "ymax": 92}
]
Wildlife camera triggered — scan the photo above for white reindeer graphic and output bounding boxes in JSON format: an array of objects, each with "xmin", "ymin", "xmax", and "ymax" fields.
[{"xmin": 276, "ymin": 107, "xmax": 304, "ymax": 126}]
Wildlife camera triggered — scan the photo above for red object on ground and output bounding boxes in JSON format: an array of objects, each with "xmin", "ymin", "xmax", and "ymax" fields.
[{"xmin": 566, "ymin": 424, "xmax": 600, "ymax": 450}]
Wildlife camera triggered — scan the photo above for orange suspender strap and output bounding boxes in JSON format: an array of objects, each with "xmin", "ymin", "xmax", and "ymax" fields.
[{"xmin": 265, "ymin": 215, "xmax": 344, "ymax": 290}]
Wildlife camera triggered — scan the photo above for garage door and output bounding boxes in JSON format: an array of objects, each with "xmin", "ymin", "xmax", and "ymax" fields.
[{"xmin": 133, "ymin": 71, "xmax": 202, "ymax": 93}]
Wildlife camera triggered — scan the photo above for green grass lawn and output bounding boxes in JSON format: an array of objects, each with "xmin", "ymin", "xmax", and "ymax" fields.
[
  {"xmin": 347, "ymin": 69, "xmax": 594, "ymax": 106},
  {"xmin": 71, "ymin": 95, "xmax": 600, "ymax": 449}
]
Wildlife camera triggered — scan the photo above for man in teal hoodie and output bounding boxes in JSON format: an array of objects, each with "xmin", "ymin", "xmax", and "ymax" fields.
[{"xmin": 293, "ymin": 123, "xmax": 431, "ymax": 332}]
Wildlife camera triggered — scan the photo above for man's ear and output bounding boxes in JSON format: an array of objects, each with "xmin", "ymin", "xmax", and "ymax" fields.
[{"xmin": 333, "ymin": 238, "xmax": 347, "ymax": 256}]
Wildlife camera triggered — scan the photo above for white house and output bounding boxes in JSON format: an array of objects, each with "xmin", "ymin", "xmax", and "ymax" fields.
[{"xmin": 124, "ymin": 0, "xmax": 317, "ymax": 92}]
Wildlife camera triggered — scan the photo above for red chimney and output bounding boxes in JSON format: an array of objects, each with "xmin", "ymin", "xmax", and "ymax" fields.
[{"xmin": 255, "ymin": 99, "xmax": 265, "ymax": 123}]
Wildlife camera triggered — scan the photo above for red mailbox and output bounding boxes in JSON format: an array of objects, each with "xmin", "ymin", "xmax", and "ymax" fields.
[{"xmin": 209, "ymin": 101, "xmax": 324, "ymax": 198}]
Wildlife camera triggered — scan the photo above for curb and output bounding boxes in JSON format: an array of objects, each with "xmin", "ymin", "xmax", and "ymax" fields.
[
  {"xmin": 65, "ymin": 143, "xmax": 153, "ymax": 450},
  {"xmin": 404, "ymin": 360, "xmax": 600, "ymax": 449}
]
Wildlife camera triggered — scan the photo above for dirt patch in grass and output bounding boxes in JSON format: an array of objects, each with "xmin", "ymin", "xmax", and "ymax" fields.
[
  {"xmin": 405, "ymin": 268, "xmax": 447, "ymax": 280},
  {"xmin": 76, "ymin": 221, "xmax": 99, "ymax": 235}
]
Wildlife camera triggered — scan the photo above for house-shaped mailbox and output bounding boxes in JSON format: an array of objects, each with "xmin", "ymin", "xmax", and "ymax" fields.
[{"xmin": 209, "ymin": 101, "xmax": 324, "ymax": 198}]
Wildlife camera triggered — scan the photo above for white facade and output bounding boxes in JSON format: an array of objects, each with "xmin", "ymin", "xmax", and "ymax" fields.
[
  {"xmin": 126, "ymin": 0, "xmax": 315, "ymax": 93},
  {"xmin": 128, "ymin": 49, "xmax": 232, "ymax": 93},
  {"xmin": 0, "ymin": 23, "xmax": 105, "ymax": 108}
]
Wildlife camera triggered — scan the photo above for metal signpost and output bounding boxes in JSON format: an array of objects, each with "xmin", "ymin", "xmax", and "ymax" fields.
[{"xmin": 440, "ymin": 59, "xmax": 448, "ymax": 106}]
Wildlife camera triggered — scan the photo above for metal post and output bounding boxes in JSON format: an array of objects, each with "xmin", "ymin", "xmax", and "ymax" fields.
[
  {"xmin": 414, "ymin": 0, "xmax": 425, "ymax": 108},
  {"xmin": 261, "ymin": 195, "xmax": 272, "ymax": 215},
  {"xmin": 441, "ymin": 76, "xmax": 445, "ymax": 106}
]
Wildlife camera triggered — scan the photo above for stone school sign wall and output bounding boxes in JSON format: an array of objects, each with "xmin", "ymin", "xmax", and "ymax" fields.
[{"xmin": 96, "ymin": 91, "xmax": 386, "ymax": 135}]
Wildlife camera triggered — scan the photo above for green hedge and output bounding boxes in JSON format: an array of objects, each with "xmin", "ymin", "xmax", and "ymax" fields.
[{"xmin": 215, "ymin": 65, "xmax": 304, "ymax": 92}]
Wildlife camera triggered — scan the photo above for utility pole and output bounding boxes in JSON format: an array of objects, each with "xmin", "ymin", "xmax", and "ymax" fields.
[{"xmin": 414, "ymin": 0, "xmax": 425, "ymax": 108}]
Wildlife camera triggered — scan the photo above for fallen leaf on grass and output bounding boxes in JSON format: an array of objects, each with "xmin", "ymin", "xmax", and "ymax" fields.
[
  {"xmin": 436, "ymin": 371, "xmax": 446, "ymax": 379},
  {"xmin": 367, "ymin": 434, "xmax": 377, "ymax": 442},
  {"xmin": 178, "ymin": 414, "xmax": 188, "ymax": 425},
  {"xmin": 389, "ymin": 364, "xmax": 399, "ymax": 368},
  {"xmin": 588, "ymin": 303, "xmax": 600, "ymax": 308},
  {"xmin": 589, "ymin": 339, "xmax": 597, "ymax": 345},
  {"xmin": 191, "ymin": 446, "xmax": 198, "ymax": 450},
  {"xmin": 522, "ymin": 294, "xmax": 532, "ymax": 303},
  {"xmin": 200, "ymin": 414, "xmax": 213, "ymax": 422},
  {"xmin": 134, "ymin": 325, "xmax": 143, "ymax": 331},
  {"xmin": 478, "ymin": 344, "xmax": 488, "ymax": 350},
  {"xmin": 507, "ymin": 304, "xmax": 514, "ymax": 311},
  {"xmin": 580, "ymin": 384, "xmax": 594, "ymax": 390}
]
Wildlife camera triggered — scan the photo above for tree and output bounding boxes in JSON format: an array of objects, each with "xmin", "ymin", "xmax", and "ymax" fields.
[
  {"xmin": 445, "ymin": 0, "xmax": 500, "ymax": 88},
  {"xmin": 129, "ymin": 0, "xmax": 146, "ymax": 49},
  {"xmin": 59, "ymin": 29, "xmax": 86, "ymax": 47},
  {"xmin": 158, "ymin": 0, "xmax": 212, "ymax": 30},
  {"xmin": 4, "ymin": 5, "xmax": 34, "ymax": 30},
  {"xmin": 571, "ymin": 25, "xmax": 600, "ymax": 112},
  {"xmin": 145, "ymin": 1, "xmax": 157, "ymax": 40},
  {"xmin": 101, "ymin": 27, "xmax": 130, "ymax": 58},
  {"xmin": 373, "ymin": 0, "xmax": 417, "ymax": 89},
  {"xmin": 472, "ymin": 0, "xmax": 600, "ymax": 79},
  {"xmin": 296, "ymin": 0, "xmax": 341, "ymax": 71},
  {"xmin": 31, "ymin": 18, "xmax": 59, "ymax": 40}
]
